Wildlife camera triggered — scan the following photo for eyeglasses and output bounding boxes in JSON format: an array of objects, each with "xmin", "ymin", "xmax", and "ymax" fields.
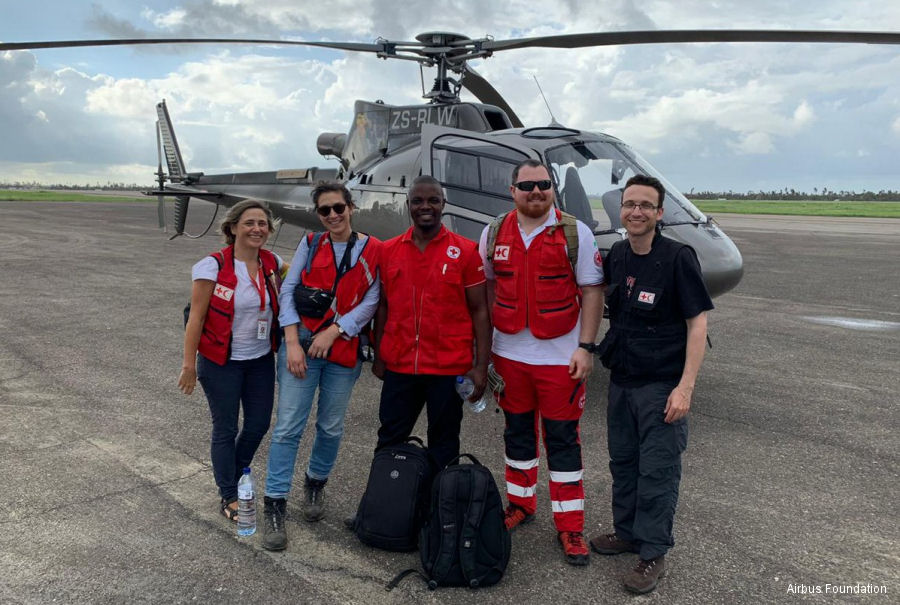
[
  {"xmin": 316, "ymin": 203, "xmax": 348, "ymax": 216},
  {"xmin": 621, "ymin": 201, "xmax": 659, "ymax": 212},
  {"xmin": 514, "ymin": 180, "xmax": 553, "ymax": 192}
]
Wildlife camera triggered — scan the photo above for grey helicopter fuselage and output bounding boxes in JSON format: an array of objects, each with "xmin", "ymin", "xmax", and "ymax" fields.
[{"xmin": 165, "ymin": 97, "xmax": 743, "ymax": 298}]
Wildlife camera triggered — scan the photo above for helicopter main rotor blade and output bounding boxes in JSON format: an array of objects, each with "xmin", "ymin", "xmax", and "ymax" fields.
[
  {"xmin": 461, "ymin": 65, "xmax": 523, "ymax": 128},
  {"xmin": 484, "ymin": 29, "xmax": 900, "ymax": 52},
  {"xmin": 0, "ymin": 38, "xmax": 385, "ymax": 53}
]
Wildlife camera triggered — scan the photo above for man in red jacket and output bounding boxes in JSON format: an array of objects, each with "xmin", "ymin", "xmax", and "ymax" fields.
[
  {"xmin": 372, "ymin": 175, "xmax": 491, "ymax": 470},
  {"xmin": 479, "ymin": 159, "xmax": 604, "ymax": 566}
]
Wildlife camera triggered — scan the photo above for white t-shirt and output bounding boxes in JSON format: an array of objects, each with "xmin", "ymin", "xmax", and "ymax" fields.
[
  {"xmin": 192, "ymin": 254, "xmax": 284, "ymax": 361},
  {"xmin": 478, "ymin": 213, "xmax": 604, "ymax": 366}
]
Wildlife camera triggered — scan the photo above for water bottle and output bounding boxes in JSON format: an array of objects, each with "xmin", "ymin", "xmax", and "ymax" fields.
[
  {"xmin": 237, "ymin": 467, "xmax": 256, "ymax": 536},
  {"xmin": 456, "ymin": 375, "xmax": 487, "ymax": 413}
]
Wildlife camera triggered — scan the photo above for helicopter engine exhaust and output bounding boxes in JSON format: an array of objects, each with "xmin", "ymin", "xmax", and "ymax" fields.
[{"xmin": 317, "ymin": 132, "xmax": 347, "ymax": 159}]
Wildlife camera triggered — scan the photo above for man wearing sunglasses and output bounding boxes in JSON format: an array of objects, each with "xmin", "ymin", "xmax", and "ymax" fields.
[
  {"xmin": 478, "ymin": 159, "xmax": 605, "ymax": 566},
  {"xmin": 372, "ymin": 175, "xmax": 491, "ymax": 471},
  {"xmin": 590, "ymin": 174, "xmax": 712, "ymax": 594}
]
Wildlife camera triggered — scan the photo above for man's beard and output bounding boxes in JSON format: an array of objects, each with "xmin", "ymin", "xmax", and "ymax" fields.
[{"xmin": 518, "ymin": 199, "xmax": 552, "ymax": 219}]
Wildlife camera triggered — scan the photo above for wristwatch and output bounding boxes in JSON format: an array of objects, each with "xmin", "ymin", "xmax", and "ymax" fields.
[
  {"xmin": 578, "ymin": 342, "xmax": 597, "ymax": 353},
  {"xmin": 336, "ymin": 324, "xmax": 346, "ymax": 336}
]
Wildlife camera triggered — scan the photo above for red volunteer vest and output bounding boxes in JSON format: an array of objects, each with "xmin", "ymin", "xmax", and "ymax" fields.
[
  {"xmin": 198, "ymin": 246, "xmax": 282, "ymax": 365},
  {"xmin": 491, "ymin": 209, "xmax": 580, "ymax": 339},
  {"xmin": 299, "ymin": 233, "xmax": 382, "ymax": 368},
  {"xmin": 379, "ymin": 227, "xmax": 476, "ymax": 375}
]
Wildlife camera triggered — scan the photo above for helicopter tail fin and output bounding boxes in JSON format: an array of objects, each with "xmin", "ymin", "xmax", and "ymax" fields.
[
  {"xmin": 155, "ymin": 100, "xmax": 191, "ymax": 237},
  {"xmin": 156, "ymin": 100, "xmax": 186, "ymax": 181}
]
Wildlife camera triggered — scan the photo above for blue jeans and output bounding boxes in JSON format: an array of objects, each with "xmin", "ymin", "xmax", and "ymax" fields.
[
  {"xmin": 197, "ymin": 352, "xmax": 275, "ymax": 501},
  {"xmin": 265, "ymin": 341, "xmax": 363, "ymax": 498}
]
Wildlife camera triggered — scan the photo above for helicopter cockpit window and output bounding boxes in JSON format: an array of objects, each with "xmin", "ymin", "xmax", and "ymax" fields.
[
  {"xmin": 430, "ymin": 135, "xmax": 532, "ymax": 237},
  {"xmin": 343, "ymin": 107, "xmax": 389, "ymax": 170},
  {"xmin": 546, "ymin": 140, "xmax": 706, "ymax": 234}
]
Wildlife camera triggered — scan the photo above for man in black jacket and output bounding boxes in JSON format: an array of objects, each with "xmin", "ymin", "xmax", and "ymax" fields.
[{"xmin": 591, "ymin": 174, "xmax": 713, "ymax": 594}]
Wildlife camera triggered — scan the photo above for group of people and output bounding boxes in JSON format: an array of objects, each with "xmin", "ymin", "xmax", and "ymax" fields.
[{"xmin": 178, "ymin": 160, "xmax": 712, "ymax": 595}]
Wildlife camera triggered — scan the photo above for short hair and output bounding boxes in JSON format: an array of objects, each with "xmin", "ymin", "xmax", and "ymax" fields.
[
  {"xmin": 624, "ymin": 174, "xmax": 666, "ymax": 208},
  {"xmin": 511, "ymin": 159, "xmax": 550, "ymax": 184},
  {"xmin": 311, "ymin": 180, "xmax": 353, "ymax": 208},
  {"xmin": 220, "ymin": 199, "xmax": 276, "ymax": 245},
  {"xmin": 407, "ymin": 175, "xmax": 445, "ymax": 201}
]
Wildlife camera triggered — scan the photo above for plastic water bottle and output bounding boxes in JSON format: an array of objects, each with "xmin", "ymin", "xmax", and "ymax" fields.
[
  {"xmin": 237, "ymin": 467, "xmax": 256, "ymax": 536},
  {"xmin": 456, "ymin": 375, "xmax": 487, "ymax": 413}
]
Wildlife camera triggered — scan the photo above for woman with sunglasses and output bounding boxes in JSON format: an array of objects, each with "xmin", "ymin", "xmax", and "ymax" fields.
[{"xmin": 261, "ymin": 181, "xmax": 382, "ymax": 551}]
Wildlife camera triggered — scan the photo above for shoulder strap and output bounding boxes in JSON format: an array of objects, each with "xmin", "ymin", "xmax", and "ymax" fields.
[
  {"xmin": 386, "ymin": 568, "xmax": 432, "ymax": 591},
  {"xmin": 547, "ymin": 211, "xmax": 579, "ymax": 275},
  {"xmin": 485, "ymin": 211, "xmax": 510, "ymax": 264},
  {"xmin": 304, "ymin": 232, "xmax": 326, "ymax": 275},
  {"xmin": 210, "ymin": 251, "xmax": 224, "ymax": 271},
  {"xmin": 429, "ymin": 470, "xmax": 463, "ymax": 583},
  {"xmin": 458, "ymin": 467, "xmax": 490, "ymax": 587}
]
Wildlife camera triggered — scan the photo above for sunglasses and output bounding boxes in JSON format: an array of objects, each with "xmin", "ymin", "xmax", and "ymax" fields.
[
  {"xmin": 316, "ymin": 203, "xmax": 348, "ymax": 217},
  {"xmin": 514, "ymin": 180, "xmax": 553, "ymax": 192}
]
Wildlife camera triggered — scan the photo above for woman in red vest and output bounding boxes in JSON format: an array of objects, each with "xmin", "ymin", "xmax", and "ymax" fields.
[
  {"xmin": 178, "ymin": 200, "xmax": 285, "ymax": 522},
  {"xmin": 261, "ymin": 182, "xmax": 382, "ymax": 551}
]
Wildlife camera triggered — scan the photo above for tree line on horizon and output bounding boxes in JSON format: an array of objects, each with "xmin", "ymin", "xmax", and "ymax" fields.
[{"xmin": 687, "ymin": 188, "xmax": 900, "ymax": 201}]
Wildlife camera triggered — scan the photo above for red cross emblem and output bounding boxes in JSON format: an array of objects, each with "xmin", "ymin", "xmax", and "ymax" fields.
[{"xmin": 213, "ymin": 284, "xmax": 234, "ymax": 301}]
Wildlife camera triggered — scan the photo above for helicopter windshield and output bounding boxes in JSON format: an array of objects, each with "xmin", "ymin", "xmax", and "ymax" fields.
[
  {"xmin": 545, "ymin": 139, "xmax": 706, "ymax": 233},
  {"xmin": 343, "ymin": 103, "xmax": 390, "ymax": 170}
]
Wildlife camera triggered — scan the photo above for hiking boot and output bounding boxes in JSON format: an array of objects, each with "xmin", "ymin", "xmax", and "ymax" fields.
[
  {"xmin": 503, "ymin": 504, "xmax": 534, "ymax": 531},
  {"xmin": 589, "ymin": 532, "xmax": 638, "ymax": 555},
  {"xmin": 558, "ymin": 531, "xmax": 590, "ymax": 566},
  {"xmin": 261, "ymin": 497, "xmax": 287, "ymax": 551},
  {"xmin": 623, "ymin": 556, "xmax": 666, "ymax": 594},
  {"xmin": 303, "ymin": 475, "xmax": 327, "ymax": 522}
]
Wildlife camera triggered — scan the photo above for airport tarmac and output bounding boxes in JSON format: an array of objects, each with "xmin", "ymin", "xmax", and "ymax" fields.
[{"xmin": 1, "ymin": 201, "xmax": 897, "ymax": 604}]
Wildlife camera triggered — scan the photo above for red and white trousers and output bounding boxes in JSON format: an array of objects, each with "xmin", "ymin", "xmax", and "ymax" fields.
[{"xmin": 493, "ymin": 354, "xmax": 587, "ymax": 533}]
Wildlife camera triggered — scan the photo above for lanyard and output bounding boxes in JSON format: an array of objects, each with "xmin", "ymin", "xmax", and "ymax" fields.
[{"xmin": 247, "ymin": 261, "xmax": 266, "ymax": 311}]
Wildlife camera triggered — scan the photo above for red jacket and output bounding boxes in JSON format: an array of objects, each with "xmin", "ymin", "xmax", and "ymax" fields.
[
  {"xmin": 300, "ymin": 233, "xmax": 382, "ymax": 368},
  {"xmin": 199, "ymin": 246, "xmax": 281, "ymax": 365},
  {"xmin": 491, "ymin": 209, "xmax": 580, "ymax": 339},
  {"xmin": 379, "ymin": 226, "xmax": 483, "ymax": 375}
]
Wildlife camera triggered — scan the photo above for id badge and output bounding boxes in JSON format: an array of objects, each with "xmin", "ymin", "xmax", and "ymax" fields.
[{"xmin": 257, "ymin": 318, "xmax": 270, "ymax": 340}]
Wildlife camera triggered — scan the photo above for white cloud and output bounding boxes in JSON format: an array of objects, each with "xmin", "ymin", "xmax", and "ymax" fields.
[
  {"xmin": 141, "ymin": 8, "xmax": 188, "ymax": 30},
  {"xmin": 2, "ymin": 1, "xmax": 900, "ymax": 191},
  {"xmin": 729, "ymin": 132, "xmax": 774, "ymax": 154},
  {"xmin": 792, "ymin": 101, "xmax": 814, "ymax": 126}
]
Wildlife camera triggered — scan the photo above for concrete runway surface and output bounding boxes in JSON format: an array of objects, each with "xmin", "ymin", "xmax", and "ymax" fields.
[{"xmin": 1, "ymin": 201, "xmax": 897, "ymax": 604}]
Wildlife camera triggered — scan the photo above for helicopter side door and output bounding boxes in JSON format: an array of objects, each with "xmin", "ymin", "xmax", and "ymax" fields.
[{"xmin": 421, "ymin": 125, "xmax": 538, "ymax": 241}]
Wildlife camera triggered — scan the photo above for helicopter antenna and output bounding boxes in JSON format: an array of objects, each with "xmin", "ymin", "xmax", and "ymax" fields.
[{"xmin": 533, "ymin": 76, "xmax": 561, "ymax": 126}]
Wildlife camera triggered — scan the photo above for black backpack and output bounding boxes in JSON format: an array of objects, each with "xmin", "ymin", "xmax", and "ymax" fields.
[
  {"xmin": 352, "ymin": 437, "xmax": 433, "ymax": 552},
  {"xmin": 388, "ymin": 454, "xmax": 511, "ymax": 590}
]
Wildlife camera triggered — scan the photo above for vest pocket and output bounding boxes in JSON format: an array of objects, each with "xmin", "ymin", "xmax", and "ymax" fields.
[
  {"xmin": 629, "ymin": 285, "xmax": 664, "ymax": 322},
  {"xmin": 534, "ymin": 273, "xmax": 572, "ymax": 305},
  {"xmin": 493, "ymin": 268, "xmax": 517, "ymax": 302}
]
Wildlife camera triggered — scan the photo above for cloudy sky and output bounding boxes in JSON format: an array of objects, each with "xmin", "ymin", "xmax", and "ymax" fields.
[{"xmin": 2, "ymin": 0, "xmax": 900, "ymax": 193}]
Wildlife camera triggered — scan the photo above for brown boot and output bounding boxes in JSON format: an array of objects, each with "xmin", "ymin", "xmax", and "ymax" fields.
[
  {"xmin": 589, "ymin": 532, "xmax": 638, "ymax": 555},
  {"xmin": 623, "ymin": 555, "xmax": 666, "ymax": 594}
]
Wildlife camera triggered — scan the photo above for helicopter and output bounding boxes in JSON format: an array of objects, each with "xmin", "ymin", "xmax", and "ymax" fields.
[{"xmin": 6, "ymin": 29, "xmax": 900, "ymax": 298}]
